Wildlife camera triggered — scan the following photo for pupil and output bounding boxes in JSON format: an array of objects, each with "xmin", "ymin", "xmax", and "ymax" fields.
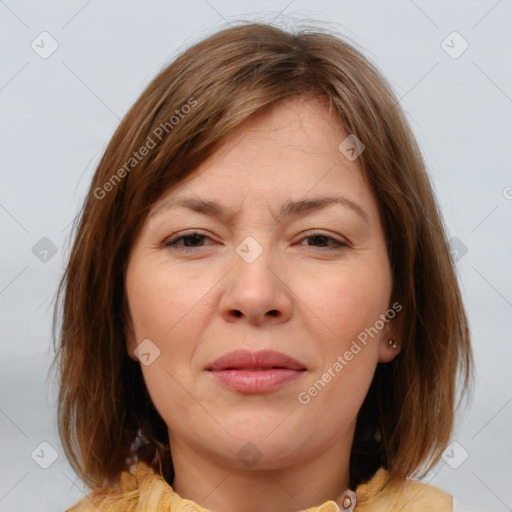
[{"xmin": 185, "ymin": 235, "xmax": 201, "ymax": 247}]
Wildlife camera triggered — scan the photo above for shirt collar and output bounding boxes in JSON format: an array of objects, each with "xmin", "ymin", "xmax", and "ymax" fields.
[{"xmin": 124, "ymin": 459, "xmax": 392, "ymax": 512}]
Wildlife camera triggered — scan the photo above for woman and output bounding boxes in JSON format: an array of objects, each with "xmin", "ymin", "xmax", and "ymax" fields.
[{"xmin": 54, "ymin": 21, "xmax": 479, "ymax": 511}]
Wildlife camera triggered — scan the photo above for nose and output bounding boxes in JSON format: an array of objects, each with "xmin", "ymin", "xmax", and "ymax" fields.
[{"xmin": 219, "ymin": 242, "xmax": 293, "ymax": 326}]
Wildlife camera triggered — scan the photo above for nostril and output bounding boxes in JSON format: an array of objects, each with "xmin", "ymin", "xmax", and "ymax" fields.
[{"xmin": 267, "ymin": 310, "xmax": 279, "ymax": 317}]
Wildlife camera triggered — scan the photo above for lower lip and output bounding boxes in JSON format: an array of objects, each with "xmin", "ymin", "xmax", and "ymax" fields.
[{"xmin": 209, "ymin": 369, "xmax": 305, "ymax": 393}]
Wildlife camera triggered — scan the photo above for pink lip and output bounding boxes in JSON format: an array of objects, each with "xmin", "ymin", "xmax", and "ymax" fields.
[{"xmin": 206, "ymin": 349, "xmax": 307, "ymax": 393}]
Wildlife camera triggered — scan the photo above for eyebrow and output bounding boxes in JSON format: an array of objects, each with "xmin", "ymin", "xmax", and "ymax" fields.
[{"xmin": 149, "ymin": 195, "xmax": 370, "ymax": 225}]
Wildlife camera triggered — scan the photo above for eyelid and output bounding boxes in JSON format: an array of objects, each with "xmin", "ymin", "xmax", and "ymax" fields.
[
  {"xmin": 298, "ymin": 229, "xmax": 349, "ymax": 245},
  {"xmin": 164, "ymin": 229, "xmax": 350, "ymax": 252},
  {"xmin": 163, "ymin": 229, "xmax": 213, "ymax": 245}
]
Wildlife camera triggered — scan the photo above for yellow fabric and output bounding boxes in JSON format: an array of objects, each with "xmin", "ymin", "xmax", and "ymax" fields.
[{"xmin": 65, "ymin": 459, "xmax": 452, "ymax": 512}]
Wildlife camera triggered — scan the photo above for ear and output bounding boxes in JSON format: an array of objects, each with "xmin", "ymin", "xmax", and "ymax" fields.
[
  {"xmin": 126, "ymin": 325, "xmax": 139, "ymax": 361},
  {"xmin": 123, "ymin": 300, "xmax": 139, "ymax": 362},
  {"xmin": 377, "ymin": 301, "xmax": 404, "ymax": 363}
]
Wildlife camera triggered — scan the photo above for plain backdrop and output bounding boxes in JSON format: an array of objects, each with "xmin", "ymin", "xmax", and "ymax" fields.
[{"xmin": 0, "ymin": 1, "xmax": 511, "ymax": 511}]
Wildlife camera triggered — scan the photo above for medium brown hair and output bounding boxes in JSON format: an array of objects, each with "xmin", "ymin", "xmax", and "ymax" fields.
[{"xmin": 51, "ymin": 21, "xmax": 473, "ymax": 491}]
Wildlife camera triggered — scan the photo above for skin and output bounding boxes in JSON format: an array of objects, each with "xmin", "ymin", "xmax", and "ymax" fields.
[{"xmin": 125, "ymin": 95, "xmax": 401, "ymax": 512}]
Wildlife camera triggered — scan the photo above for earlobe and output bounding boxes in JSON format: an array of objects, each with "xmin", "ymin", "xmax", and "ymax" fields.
[
  {"xmin": 378, "ymin": 301, "xmax": 404, "ymax": 363},
  {"xmin": 378, "ymin": 337, "xmax": 402, "ymax": 363},
  {"xmin": 126, "ymin": 332, "xmax": 139, "ymax": 361},
  {"xmin": 122, "ymin": 292, "xmax": 140, "ymax": 362},
  {"xmin": 124, "ymin": 308, "xmax": 139, "ymax": 361},
  {"xmin": 388, "ymin": 339, "xmax": 399, "ymax": 349}
]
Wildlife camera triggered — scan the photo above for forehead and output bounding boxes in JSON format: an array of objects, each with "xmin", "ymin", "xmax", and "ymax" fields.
[
  {"xmin": 149, "ymin": 95, "xmax": 379, "ymax": 224},
  {"xmin": 207, "ymin": 95, "xmax": 346, "ymax": 167}
]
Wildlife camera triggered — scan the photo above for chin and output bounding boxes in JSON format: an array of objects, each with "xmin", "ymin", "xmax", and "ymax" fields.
[{"xmin": 225, "ymin": 436, "xmax": 309, "ymax": 471}]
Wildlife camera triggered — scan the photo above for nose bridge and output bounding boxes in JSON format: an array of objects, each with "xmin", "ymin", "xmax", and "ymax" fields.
[
  {"xmin": 232, "ymin": 233, "xmax": 277, "ymax": 295},
  {"xmin": 235, "ymin": 234, "xmax": 267, "ymax": 266}
]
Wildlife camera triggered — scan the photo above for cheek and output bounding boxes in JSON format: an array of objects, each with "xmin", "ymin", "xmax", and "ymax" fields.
[
  {"xmin": 126, "ymin": 259, "xmax": 216, "ymax": 343},
  {"xmin": 126, "ymin": 260, "xmax": 207, "ymax": 424},
  {"xmin": 294, "ymin": 261, "xmax": 391, "ymax": 422},
  {"xmin": 295, "ymin": 268, "xmax": 388, "ymax": 416},
  {"xmin": 296, "ymin": 356, "xmax": 375, "ymax": 447},
  {"xmin": 303, "ymin": 261, "xmax": 392, "ymax": 346}
]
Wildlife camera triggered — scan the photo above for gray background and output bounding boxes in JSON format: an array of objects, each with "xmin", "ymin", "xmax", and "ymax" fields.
[{"xmin": 1, "ymin": 1, "xmax": 511, "ymax": 511}]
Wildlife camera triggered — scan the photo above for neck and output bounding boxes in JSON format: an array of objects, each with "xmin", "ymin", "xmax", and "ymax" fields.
[{"xmin": 169, "ymin": 433, "xmax": 353, "ymax": 512}]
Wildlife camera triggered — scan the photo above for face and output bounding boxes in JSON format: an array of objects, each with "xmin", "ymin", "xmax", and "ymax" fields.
[{"xmin": 125, "ymin": 95, "xmax": 400, "ymax": 471}]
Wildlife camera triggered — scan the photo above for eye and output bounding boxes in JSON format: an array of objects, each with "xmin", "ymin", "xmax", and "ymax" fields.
[
  {"xmin": 298, "ymin": 232, "xmax": 348, "ymax": 250},
  {"xmin": 163, "ymin": 230, "xmax": 348, "ymax": 253},
  {"xmin": 164, "ymin": 231, "xmax": 214, "ymax": 252}
]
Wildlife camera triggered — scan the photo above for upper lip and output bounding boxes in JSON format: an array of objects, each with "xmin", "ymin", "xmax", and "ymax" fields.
[{"xmin": 206, "ymin": 349, "xmax": 307, "ymax": 371}]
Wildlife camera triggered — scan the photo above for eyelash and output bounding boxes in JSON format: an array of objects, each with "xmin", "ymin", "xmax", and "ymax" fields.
[{"xmin": 164, "ymin": 230, "xmax": 348, "ymax": 253}]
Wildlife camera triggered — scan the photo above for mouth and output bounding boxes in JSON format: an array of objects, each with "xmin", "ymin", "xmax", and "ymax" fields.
[{"xmin": 205, "ymin": 349, "xmax": 307, "ymax": 393}]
